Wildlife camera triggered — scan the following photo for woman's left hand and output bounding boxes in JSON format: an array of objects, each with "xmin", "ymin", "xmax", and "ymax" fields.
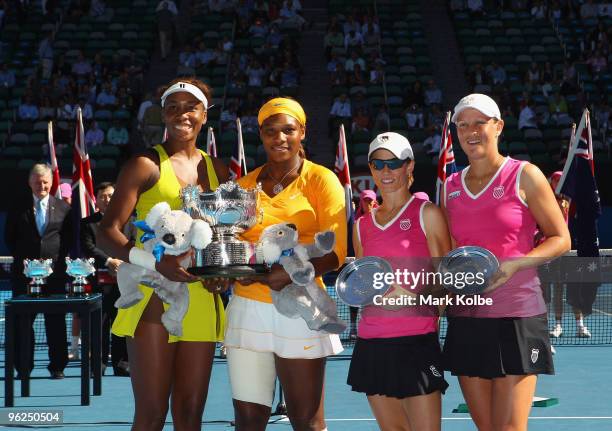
[
  {"xmin": 483, "ymin": 260, "xmax": 521, "ymax": 293},
  {"xmin": 200, "ymin": 277, "xmax": 233, "ymax": 294}
]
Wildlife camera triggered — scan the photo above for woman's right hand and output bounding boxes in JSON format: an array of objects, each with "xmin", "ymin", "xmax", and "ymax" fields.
[{"xmin": 155, "ymin": 250, "xmax": 200, "ymax": 283}]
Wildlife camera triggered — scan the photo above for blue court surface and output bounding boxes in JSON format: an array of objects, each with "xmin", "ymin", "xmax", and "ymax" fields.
[{"xmin": 1, "ymin": 345, "xmax": 611, "ymax": 430}]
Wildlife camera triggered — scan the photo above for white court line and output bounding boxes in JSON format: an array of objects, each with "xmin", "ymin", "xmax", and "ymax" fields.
[
  {"xmin": 277, "ymin": 417, "xmax": 612, "ymax": 422},
  {"xmin": 592, "ymin": 307, "xmax": 612, "ymax": 317}
]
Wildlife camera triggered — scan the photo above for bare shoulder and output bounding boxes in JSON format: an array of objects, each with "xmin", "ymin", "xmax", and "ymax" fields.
[{"xmin": 519, "ymin": 162, "xmax": 549, "ymax": 191}]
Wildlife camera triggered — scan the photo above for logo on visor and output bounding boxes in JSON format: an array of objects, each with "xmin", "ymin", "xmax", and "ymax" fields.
[{"xmin": 380, "ymin": 135, "xmax": 389, "ymax": 142}]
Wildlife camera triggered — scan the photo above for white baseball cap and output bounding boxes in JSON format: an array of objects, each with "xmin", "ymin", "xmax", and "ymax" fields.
[
  {"xmin": 451, "ymin": 93, "xmax": 501, "ymax": 123},
  {"xmin": 368, "ymin": 132, "xmax": 413, "ymax": 160}
]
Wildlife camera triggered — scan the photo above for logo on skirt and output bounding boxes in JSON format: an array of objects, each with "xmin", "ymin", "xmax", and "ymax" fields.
[
  {"xmin": 430, "ymin": 365, "xmax": 442, "ymax": 377},
  {"xmin": 493, "ymin": 185, "xmax": 505, "ymax": 199},
  {"xmin": 531, "ymin": 348, "xmax": 539, "ymax": 363},
  {"xmin": 399, "ymin": 219, "xmax": 411, "ymax": 230}
]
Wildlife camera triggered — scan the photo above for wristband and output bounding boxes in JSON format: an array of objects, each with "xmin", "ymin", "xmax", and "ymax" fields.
[{"xmin": 129, "ymin": 247, "xmax": 157, "ymax": 271}]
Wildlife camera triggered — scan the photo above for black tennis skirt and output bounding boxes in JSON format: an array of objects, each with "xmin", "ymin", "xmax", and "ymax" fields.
[
  {"xmin": 347, "ymin": 332, "xmax": 449, "ymax": 399},
  {"xmin": 443, "ymin": 314, "xmax": 554, "ymax": 379}
]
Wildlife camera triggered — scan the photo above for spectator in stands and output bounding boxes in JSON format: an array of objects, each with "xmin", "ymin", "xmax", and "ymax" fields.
[
  {"xmin": 344, "ymin": 29, "xmax": 364, "ymax": 51},
  {"xmin": 548, "ymin": 92, "xmax": 569, "ymax": 124},
  {"xmin": 221, "ymin": 35, "xmax": 233, "ymax": 52},
  {"xmin": 221, "ymin": 102, "xmax": 238, "ymax": 131},
  {"xmin": 279, "ymin": 0, "xmax": 306, "ymax": 30},
  {"xmin": 370, "ymin": 62, "xmax": 384, "ymax": 85},
  {"xmin": 81, "ymin": 182, "xmax": 130, "ymax": 377},
  {"xmin": 0, "ymin": 63, "xmax": 15, "ymax": 88},
  {"xmin": 405, "ymin": 80, "xmax": 425, "ymax": 108},
  {"xmin": 329, "ymin": 93, "xmax": 352, "ymax": 134},
  {"xmin": 488, "ymin": 61, "xmax": 507, "ymax": 86},
  {"xmin": 39, "ymin": 96, "xmax": 56, "ymax": 120},
  {"xmin": 247, "ymin": 59, "xmax": 268, "ymax": 88},
  {"xmin": 156, "ymin": 0, "xmax": 178, "ymax": 61},
  {"xmin": 373, "ymin": 104, "xmax": 390, "ymax": 133},
  {"xmin": 249, "ymin": 17, "xmax": 269, "ymax": 37},
  {"xmin": 267, "ymin": 23, "xmax": 283, "ymax": 48},
  {"xmin": 424, "ymin": 80, "xmax": 442, "ymax": 106},
  {"xmin": 77, "ymin": 97, "xmax": 94, "ymax": 120},
  {"xmin": 38, "ymin": 32, "xmax": 54, "ymax": 80},
  {"xmin": 56, "ymin": 97, "xmax": 74, "ymax": 120},
  {"xmin": 141, "ymin": 102, "xmax": 163, "ymax": 147},
  {"xmin": 343, "ymin": 14, "xmax": 361, "ymax": 34},
  {"xmin": 90, "ymin": 0, "xmax": 112, "ymax": 21},
  {"xmin": 587, "ymin": 49, "xmax": 608, "ymax": 75},
  {"xmin": 428, "ymin": 103, "xmax": 444, "ymax": 128},
  {"xmin": 280, "ymin": 61, "xmax": 299, "ymax": 87},
  {"xmin": 470, "ymin": 63, "xmax": 489, "ymax": 88},
  {"xmin": 345, "ymin": 50, "xmax": 365, "ymax": 73},
  {"xmin": 5, "ymin": 163, "xmax": 72, "ymax": 379},
  {"xmin": 331, "ymin": 63, "xmax": 347, "ymax": 86},
  {"xmin": 324, "ymin": 25, "xmax": 345, "ymax": 59},
  {"xmin": 467, "ymin": 0, "xmax": 484, "ymax": 15},
  {"xmin": 519, "ymin": 100, "xmax": 538, "ymax": 130},
  {"xmin": 196, "ymin": 41, "xmax": 216, "ymax": 66},
  {"xmin": 348, "ymin": 63, "xmax": 366, "ymax": 86},
  {"xmin": 18, "ymin": 95, "xmax": 39, "ymax": 120},
  {"xmin": 525, "ymin": 62, "xmax": 541, "ymax": 88},
  {"xmin": 85, "ymin": 120, "xmax": 105, "ymax": 148},
  {"xmin": 71, "ymin": 51, "xmax": 92, "ymax": 81},
  {"xmin": 530, "ymin": 0, "xmax": 546, "ymax": 19},
  {"xmin": 404, "ymin": 103, "xmax": 425, "ymax": 129},
  {"xmin": 550, "ymin": 0, "xmax": 562, "ymax": 22},
  {"xmin": 179, "ymin": 44, "xmax": 197, "ymax": 69},
  {"xmin": 580, "ymin": 0, "xmax": 599, "ymax": 19},
  {"xmin": 241, "ymin": 108, "xmax": 259, "ymax": 133},
  {"xmin": 228, "ymin": 97, "xmax": 345, "ymax": 431},
  {"xmin": 106, "ymin": 120, "xmax": 129, "ymax": 146},
  {"xmin": 352, "ymin": 107, "xmax": 370, "ymax": 133},
  {"xmin": 352, "ymin": 91, "xmax": 372, "ymax": 117},
  {"xmin": 423, "ymin": 125, "xmax": 442, "ymax": 156},
  {"xmin": 96, "ymin": 83, "xmax": 117, "ymax": 107},
  {"xmin": 327, "ymin": 51, "xmax": 341, "ymax": 74}
]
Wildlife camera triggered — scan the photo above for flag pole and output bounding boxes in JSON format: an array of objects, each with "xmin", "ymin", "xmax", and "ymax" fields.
[
  {"xmin": 236, "ymin": 117, "xmax": 247, "ymax": 175},
  {"xmin": 557, "ymin": 111, "xmax": 586, "ymax": 196},
  {"xmin": 48, "ymin": 120, "xmax": 62, "ymax": 199}
]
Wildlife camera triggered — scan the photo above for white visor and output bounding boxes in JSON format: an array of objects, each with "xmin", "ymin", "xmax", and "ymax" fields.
[{"xmin": 161, "ymin": 82, "xmax": 208, "ymax": 109}]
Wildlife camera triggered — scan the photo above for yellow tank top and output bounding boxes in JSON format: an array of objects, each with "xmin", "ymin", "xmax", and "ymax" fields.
[
  {"xmin": 134, "ymin": 144, "xmax": 219, "ymax": 237},
  {"xmin": 111, "ymin": 144, "xmax": 225, "ymax": 342}
]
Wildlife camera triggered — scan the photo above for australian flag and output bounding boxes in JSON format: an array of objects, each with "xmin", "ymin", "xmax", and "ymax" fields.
[
  {"xmin": 556, "ymin": 109, "xmax": 601, "ymax": 313},
  {"xmin": 435, "ymin": 111, "xmax": 457, "ymax": 205}
]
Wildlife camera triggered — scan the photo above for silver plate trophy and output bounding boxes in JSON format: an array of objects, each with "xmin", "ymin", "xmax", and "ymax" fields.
[
  {"xmin": 23, "ymin": 259, "xmax": 53, "ymax": 295},
  {"xmin": 335, "ymin": 256, "xmax": 394, "ymax": 307},
  {"xmin": 182, "ymin": 181, "xmax": 268, "ymax": 278},
  {"xmin": 65, "ymin": 257, "xmax": 96, "ymax": 295},
  {"xmin": 438, "ymin": 246, "xmax": 499, "ymax": 295}
]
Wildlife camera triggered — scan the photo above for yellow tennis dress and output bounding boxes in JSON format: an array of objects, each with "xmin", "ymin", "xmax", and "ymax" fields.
[{"xmin": 111, "ymin": 144, "xmax": 225, "ymax": 343}]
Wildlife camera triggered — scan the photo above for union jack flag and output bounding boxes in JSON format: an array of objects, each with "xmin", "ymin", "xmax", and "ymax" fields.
[
  {"xmin": 334, "ymin": 124, "xmax": 352, "ymax": 220},
  {"xmin": 229, "ymin": 118, "xmax": 246, "ymax": 180},
  {"xmin": 47, "ymin": 121, "xmax": 61, "ymax": 199},
  {"xmin": 435, "ymin": 111, "xmax": 457, "ymax": 205},
  {"xmin": 71, "ymin": 107, "xmax": 96, "ymax": 256}
]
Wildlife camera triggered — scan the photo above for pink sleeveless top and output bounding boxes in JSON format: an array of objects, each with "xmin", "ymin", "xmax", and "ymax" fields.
[
  {"xmin": 444, "ymin": 157, "xmax": 545, "ymax": 318},
  {"xmin": 357, "ymin": 196, "xmax": 438, "ymax": 339}
]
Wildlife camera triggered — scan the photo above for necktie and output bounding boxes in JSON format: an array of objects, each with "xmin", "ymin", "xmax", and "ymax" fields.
[{"xmin": 35, "ymin": 199, "xmax": 46, "ymax": 235}]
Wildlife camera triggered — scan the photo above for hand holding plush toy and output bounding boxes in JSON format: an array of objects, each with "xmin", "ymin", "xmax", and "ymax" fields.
[
  {"xmin": 255, "ymin": 223, "xmax": 347, "ymax": 334},
  {"xmin": 115, "ymin": 202, "xmax": 213, "ymax": 336}
]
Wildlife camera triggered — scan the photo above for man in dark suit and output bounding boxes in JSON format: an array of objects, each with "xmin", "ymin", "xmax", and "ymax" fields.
[
  {"xmin": 4, "ymin": 164, "xmax": 72, "ymax": 379},
  {"xmin": 80, "ymin": 182, "xmax": 129, "ymax": 376}
]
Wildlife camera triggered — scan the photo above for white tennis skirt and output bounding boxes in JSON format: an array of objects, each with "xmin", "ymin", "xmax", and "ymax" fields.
[{"xmin": 224, "ymin": 295, "xmax": 344, "ymax": 359}]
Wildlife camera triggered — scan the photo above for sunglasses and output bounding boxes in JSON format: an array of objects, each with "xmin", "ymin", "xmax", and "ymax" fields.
[{"xmin": 369, "ymin": 158, "xmax": 408, "ymax": 170}]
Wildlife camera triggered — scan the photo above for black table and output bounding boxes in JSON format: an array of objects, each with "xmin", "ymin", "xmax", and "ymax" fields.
[{"xmin": 4, "ymin": 293, "xmax": 103, "ymax": 407}]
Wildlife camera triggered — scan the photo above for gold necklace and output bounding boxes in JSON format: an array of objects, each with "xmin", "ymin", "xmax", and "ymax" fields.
[{"xmin": 267, "ymin": 159, "xmax": 301, "ymax": 195}]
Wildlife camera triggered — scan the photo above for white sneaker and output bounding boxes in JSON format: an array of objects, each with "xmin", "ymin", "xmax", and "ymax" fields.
[
  {"xmin": 550, "ymin": 324, "xmax": 563, "ymax": 338},
  {"xmin": 576, "ymin": 326, "xmax": 591, "ymax": 338},
  {"xmin": 551, "ymin": 345, "xmax": 556, "ymax": 355},
  {"xmin": 68, "ymin": 348, "xmax": 80, "ymax": 361}
]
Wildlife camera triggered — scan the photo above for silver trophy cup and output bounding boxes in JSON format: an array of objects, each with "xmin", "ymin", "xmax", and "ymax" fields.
[
  {"xmin": 182, "ymin": 181, "xmax": 268, "ymax": 278},
  {"xmin": 23, "ymin": 259, "xmax": 54, "ymax": 296},
  {"xmin": 65, "ymin": 257, "xmax": 96, "ymax": 295}
]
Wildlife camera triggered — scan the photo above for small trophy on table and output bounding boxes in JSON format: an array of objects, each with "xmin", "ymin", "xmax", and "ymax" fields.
[
  {"xmin": 23, "ymin": 259, "xmax": 53, "ymax": 296},
  {"xmin": 65, "ymin": 257, "xmax": 96, "ymax": 295}
]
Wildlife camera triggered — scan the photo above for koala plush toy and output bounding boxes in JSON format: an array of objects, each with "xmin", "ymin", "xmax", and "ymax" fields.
[
  {"xmin": 115, "ymin": 202, "xmax": 213, "ymax": 336},
  {"xmin": 257, "ymin": 223, "xmax": 347, "ymax": 334}
]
